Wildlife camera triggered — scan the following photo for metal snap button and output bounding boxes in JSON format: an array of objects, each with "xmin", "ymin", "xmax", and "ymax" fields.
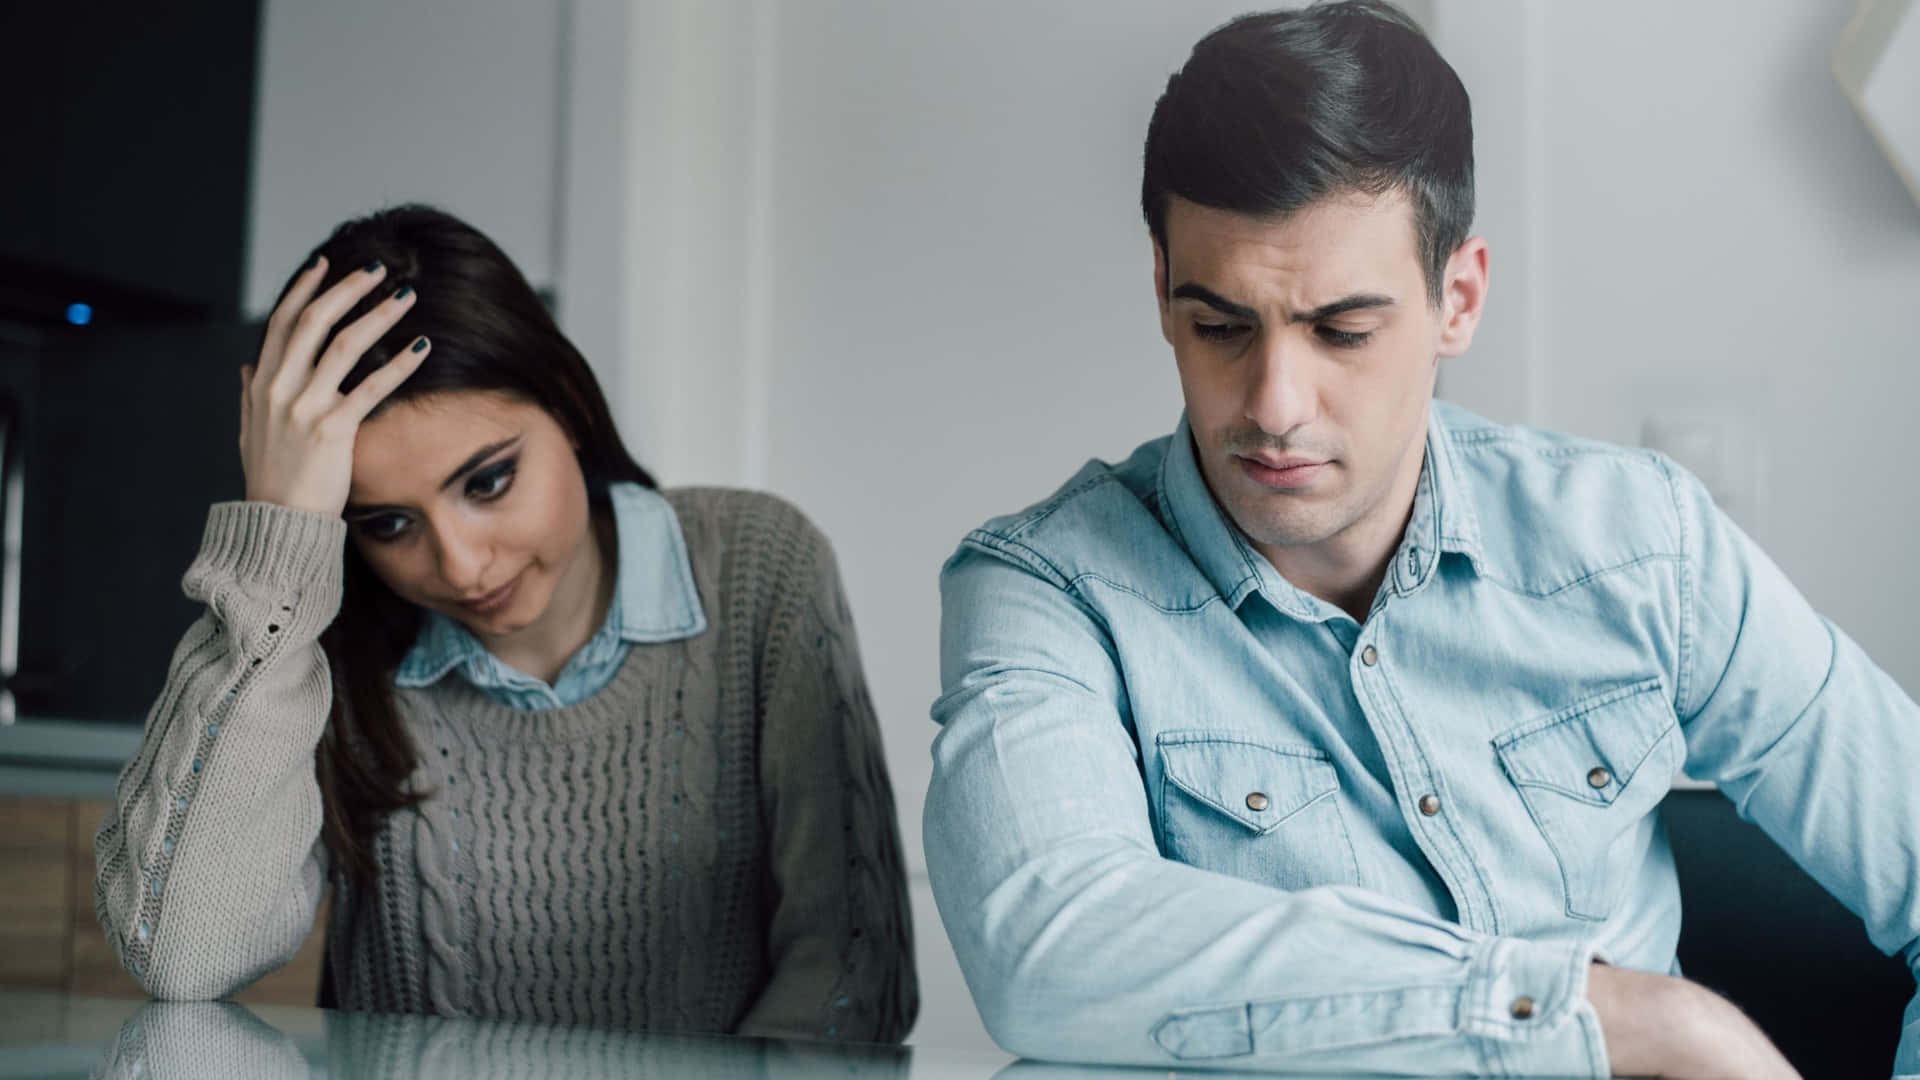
[
  {"xmin": 1245, "ymin": 792, "xmax": 1270, "ymax": 812},
  {"xmin": 1587, "ymin": 767, "xmax": 1613, "ymax": 789}
]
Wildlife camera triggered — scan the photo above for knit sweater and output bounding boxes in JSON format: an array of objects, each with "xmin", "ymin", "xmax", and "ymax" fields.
[{"xmin": 93, "ymin": 488, "xmax": 918, "ymax": 1041}]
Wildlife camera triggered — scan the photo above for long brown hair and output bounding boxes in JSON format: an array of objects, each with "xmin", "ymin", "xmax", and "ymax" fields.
[{"xmin": 269, "ymin": 205, "xmax": 655, "ymax": 891}]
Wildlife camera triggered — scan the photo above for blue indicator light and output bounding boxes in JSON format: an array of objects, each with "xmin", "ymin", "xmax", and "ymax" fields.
[{"xmin": 66, "ymin": 303, "xmax": 93, "ymax": 326}]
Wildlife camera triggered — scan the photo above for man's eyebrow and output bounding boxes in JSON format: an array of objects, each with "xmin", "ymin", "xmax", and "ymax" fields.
[
  {"xmin": 1289, "ymin": 294, "xmax": 1396, "ymax": 323},
  {"xmin": 1169, "ymin": 283, "xmax": 1396, "ymax": 324},
  {"xmin": 342, "ymin": 435, "xmax": 523, "ymax": 517},
  {"xmin": 1170, "ymin": 283, "xmax": 1258, "ymax": 321}
]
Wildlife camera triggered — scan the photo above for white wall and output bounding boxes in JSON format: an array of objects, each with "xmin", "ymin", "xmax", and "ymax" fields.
[
  {"xmin": 246, "ymin": 0, "xmax": 564, "ymax": 317},
  {"xmin": 1436, "ymin": 0, "xmax": 1920, "ymax": 696}
]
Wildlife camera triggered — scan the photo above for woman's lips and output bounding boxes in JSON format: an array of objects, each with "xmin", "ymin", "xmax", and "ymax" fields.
[{"xmin": 458, "ymin": 572, "xmax": 521, "ymax": 615}]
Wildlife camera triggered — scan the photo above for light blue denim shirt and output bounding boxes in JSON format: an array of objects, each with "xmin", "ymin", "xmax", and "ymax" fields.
[
  {"xmin": 927, "ymin": 400, "xmax": 1920, "ymax": 1076},
  {"xmin": 394, "ymin": 483, "xmax": 707, "ymax": 708}
]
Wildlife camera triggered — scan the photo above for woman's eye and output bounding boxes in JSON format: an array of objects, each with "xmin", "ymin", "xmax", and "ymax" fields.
[
  {"xmin": 357, "ymin": 515, "xmax": 410, "ymax": 543},
  {"xmin": 467, "ymin": 459, "xmax": 517, "ymax": 500},
  {"xmin": 1319, "ymin": 326, "xmax": 1372, "ymax": 349},
  {"xmin": 1192, "ymin": 321, "xmax": 1248, "ymax": 342}
]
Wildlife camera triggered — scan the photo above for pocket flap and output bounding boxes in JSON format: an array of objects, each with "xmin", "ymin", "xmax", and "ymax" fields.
[
  {"xmin": 1493, "ymin": 679, "xmax": 1677, "ymax": 805},
  {"xmin": 1158, "ymin": 733, "xmax": 1338, "ymax": 834}
]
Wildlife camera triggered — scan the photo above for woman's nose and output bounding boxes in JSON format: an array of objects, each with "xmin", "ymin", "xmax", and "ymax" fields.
[{"xmin": 432, "ymin": 527, "xmax": 492, "ymax": 592}]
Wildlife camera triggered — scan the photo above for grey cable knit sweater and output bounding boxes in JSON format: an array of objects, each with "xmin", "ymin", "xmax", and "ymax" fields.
[{"xmin": 93, "ymin": 487, "xmax": 918, "ymax": 1042}]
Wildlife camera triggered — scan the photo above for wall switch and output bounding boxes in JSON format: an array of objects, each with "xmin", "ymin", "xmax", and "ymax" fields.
[{"xmin": 1641, "ymin": 411, "xmax": 1766, "ymax": 538}]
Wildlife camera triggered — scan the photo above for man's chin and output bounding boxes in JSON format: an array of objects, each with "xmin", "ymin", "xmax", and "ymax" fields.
[{"xmin": 1225, "ymin": 492, "xmax": 1349, "ymax": 550}]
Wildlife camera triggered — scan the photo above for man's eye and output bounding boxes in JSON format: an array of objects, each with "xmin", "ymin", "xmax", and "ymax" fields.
[
  {"xmin": 1319, "ymin": 326, "xmax": 1372, "ymax": 349},
  {"xmin": 1192, "ymin": 321, "xmax": 1248, "ymax": 342},
  {"xmin": 467, "ymin": 460, "xmax": 517, "ymax": 500}
]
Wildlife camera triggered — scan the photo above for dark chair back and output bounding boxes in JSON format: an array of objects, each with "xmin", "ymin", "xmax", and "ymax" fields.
[{"xmin": 1663, "ymin": 789, "xmax": 1912, "ymax": 1075}]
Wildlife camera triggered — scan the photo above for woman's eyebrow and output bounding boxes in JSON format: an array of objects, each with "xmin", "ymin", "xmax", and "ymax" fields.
[
  {"xmin": 439, "ymin": 434, "xmax": 524, "ymax": 492},
  {"xmin": 342, "ymin": 434, "xmax": 525, "ymax": 517}
]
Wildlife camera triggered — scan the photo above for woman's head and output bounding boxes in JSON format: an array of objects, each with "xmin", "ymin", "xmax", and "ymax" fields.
[
  {"xmin": 282, "ymin": 203, "xmax": 651, "ymax": 501},
  {"xmin": 279, "ymin": 204, "xmax": 653, "ymax": 888},
  {"xmin": 277, "ymin": 205, "xmax": 653, "ymax": 642}
]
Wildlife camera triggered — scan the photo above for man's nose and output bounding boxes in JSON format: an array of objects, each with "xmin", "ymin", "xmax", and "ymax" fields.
[{"xmin": 1242, "ymin": 328, "xmax": 1318, "ymax": 436}]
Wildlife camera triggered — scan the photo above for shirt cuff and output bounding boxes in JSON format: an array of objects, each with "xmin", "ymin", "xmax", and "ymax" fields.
[{"xmin": 1462, "ymin": 936, "xmax": 1610, "ymax": 1078}]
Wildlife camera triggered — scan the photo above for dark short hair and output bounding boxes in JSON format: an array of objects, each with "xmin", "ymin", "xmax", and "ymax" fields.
[{"xmin": 1141, "ymin": 1, "xmax": 1474, "ymax": 304}]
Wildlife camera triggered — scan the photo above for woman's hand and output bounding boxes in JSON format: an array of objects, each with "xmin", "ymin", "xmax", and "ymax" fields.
[{"xmin": 238, "ymin": 256, "xmax": 430, "ymax": 516}]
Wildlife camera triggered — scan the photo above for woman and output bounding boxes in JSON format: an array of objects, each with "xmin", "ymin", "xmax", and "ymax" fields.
[{"xmin": 93, "ymin": 205, "xmax": 918, "ymax": 1042}]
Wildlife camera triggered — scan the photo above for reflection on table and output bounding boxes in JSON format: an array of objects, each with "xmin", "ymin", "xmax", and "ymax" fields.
[
  {"xmin": 93, "ymin": 999, "xmax": 913, "ymax": 1080},
  {"xmin": 0, "ymin": 988, "xmax": 1503, "ymax": 1079}
]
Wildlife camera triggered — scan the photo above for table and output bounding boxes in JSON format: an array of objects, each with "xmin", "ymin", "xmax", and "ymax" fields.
[{"xmin": 0, "ymin": 988, "xmax": 1511, "ymax": 1078}]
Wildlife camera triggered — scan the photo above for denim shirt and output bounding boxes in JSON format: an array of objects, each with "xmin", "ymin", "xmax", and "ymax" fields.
[
  {"xmin": 394, "ymin": 483, "xmax": 707, "ymax": 708},
  {"xmin": 926, "ymin": 400, "xmax": 1920, "ymax": 1076}
]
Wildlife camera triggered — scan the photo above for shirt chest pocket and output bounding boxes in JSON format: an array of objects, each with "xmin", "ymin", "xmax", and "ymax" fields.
[
  {"xmin": 1493, "ymin": 678, "xmax": 1683, "ymax": 922},
  {"xmin": 1155, "ymin": 732, "xmax": 1360, "ymax": 893}
]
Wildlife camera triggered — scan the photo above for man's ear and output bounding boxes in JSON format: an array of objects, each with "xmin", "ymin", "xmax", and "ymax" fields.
[
  {"xmin": 1153, "ymin": 239, "xmax": 1175, "ymax": 347},
  {"xmin": 1436, "ymin": 236, "xmax": 1489, "ymax": 358}
]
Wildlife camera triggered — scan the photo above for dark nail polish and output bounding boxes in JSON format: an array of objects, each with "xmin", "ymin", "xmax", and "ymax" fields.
[
  {"xmin": 304, "ymin": 252, "xmax": 322, "ymax": 270},
  {"xmin": 394, "ymin": 285, "xmax": 413, "ymax": 301},
  {"xmin": 410, "ymin": 337, "xmax": 429, "ymax": 353},
  {"xmin": 363, "ymin": 260, "xmax": 383, "ymax": 274}
]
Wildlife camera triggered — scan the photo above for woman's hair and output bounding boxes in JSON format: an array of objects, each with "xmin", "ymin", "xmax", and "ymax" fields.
[{"xmin": 267, "ymin": 203, "xmax": 655, "ymax": 892}]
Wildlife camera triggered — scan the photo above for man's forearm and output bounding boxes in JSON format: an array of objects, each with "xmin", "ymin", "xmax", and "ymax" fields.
[{"xmin": 1587, "ymin": 962, "xmax": 1798, "ymax": 1079}]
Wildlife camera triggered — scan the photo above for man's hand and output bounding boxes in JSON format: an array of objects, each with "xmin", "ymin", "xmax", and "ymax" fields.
[{"xmin": 1588, "ymin": 961, "xmax": 1800, "ymax": 1079}]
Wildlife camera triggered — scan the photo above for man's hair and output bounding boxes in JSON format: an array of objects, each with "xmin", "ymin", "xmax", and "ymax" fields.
[{"xmin": 1142, "ymin": 1, "xmax": 1474, "ymax": 305}]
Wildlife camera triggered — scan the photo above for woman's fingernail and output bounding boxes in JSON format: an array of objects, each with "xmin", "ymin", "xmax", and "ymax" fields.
[
  {"xmin": 305, "ymin": 253, "xmax": 324, "ymax": 271},
  {"xmin": 410, "ymin": 336, "xmax": 429, "ymax": 353},
  {"xmin": 364, "ymin": 259, "xmax": 384, "ymax": 274},
  {"xmin": 394, "ymin": 285, "xmax": 413, "ymax": 301}
]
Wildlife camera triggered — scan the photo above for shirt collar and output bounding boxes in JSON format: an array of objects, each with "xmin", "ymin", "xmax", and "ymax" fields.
[
  {"xmin": 393, "ymin": 482, "xmax": 707, "ymax": 688},
  {"xmin": 1424, "ymin": 400, "xmax": 1487, "ymax": 571},
  {"xmin": 603, "ymin": 482, "xmax": 708, "ymax": 643},
  {"xmin": 1158, "ymin": 405, "xmax": 1487, "ymax": 621}
]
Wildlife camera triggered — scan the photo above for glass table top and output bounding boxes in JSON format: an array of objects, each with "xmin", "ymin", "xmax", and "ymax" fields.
[{"xmin": 0, "ymin": 988, "xmax": 1518, "ymax": 1078}]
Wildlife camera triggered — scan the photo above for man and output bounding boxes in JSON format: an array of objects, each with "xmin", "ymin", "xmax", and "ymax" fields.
[{"xmin": 923, "ymin": 3, "xmax": 1920, "ymax": 1077}]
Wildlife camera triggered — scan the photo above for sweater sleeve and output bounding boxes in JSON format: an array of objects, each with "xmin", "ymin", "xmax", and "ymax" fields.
[
  {"xmin": 93, "ymin": 500, "xmax": 347, "ymax": 1000},
  {"xmin": 732, "ymin": 515, "xmax": 920, "ymax": 1043}
]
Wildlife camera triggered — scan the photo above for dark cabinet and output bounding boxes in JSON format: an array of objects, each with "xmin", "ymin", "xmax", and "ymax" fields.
[{"xmin": 0, "ymin": 321, "xmax": 253, "ymax": 724}]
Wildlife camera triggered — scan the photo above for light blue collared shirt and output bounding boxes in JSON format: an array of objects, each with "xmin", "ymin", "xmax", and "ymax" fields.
[
  {"xmin": 394, "ymin": 483, "xmax": 707, "ymax": 709},
  {"xmin": 927, "ymin": 400, "xmax": 1920, "ymax": 1076}
]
